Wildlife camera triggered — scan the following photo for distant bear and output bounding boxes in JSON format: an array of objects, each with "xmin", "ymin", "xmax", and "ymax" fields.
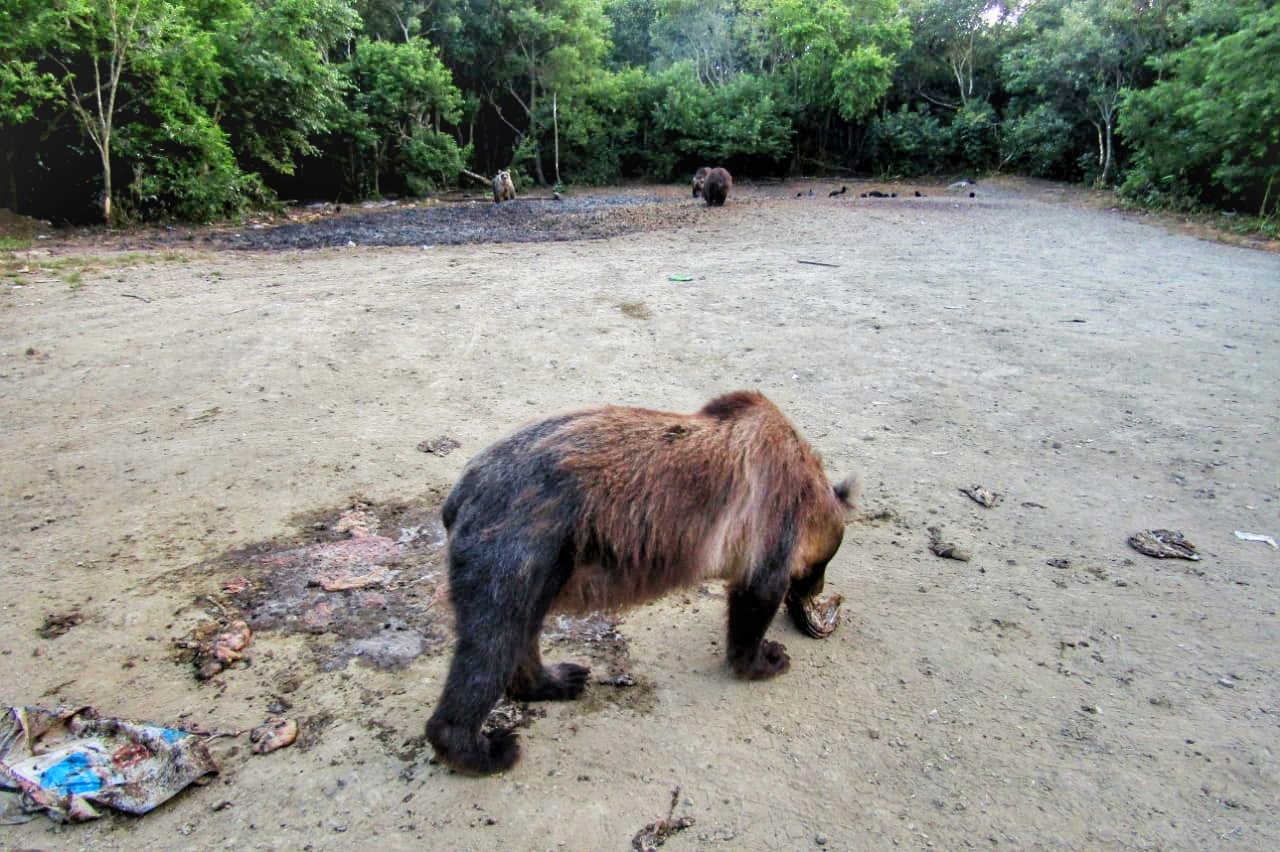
[
  {"xmin": 703, "ymin": 167, "xmax": 732, "ymax": 206},
  {"xmin": 492, "ymin": 170, "xmax": 516, "ymax": 203},
  {"xmin": 692, "ymin": 166, "xmax": 711, "ymax": 198},
  {"xmin": 425, "ymin": 391, "xmax": 855, "ymax": 775}
]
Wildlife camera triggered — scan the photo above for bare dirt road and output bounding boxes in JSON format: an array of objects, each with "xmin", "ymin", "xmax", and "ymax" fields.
[{"xmin": 2, "ymin": 178, "xmax": 1278, "ymax": 850}]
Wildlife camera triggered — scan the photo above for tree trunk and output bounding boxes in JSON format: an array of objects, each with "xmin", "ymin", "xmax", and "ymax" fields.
[
  {"xmin": 552, "ymin": 91, "xmax": 560, "ymax": 187},
  {"xmin": 100, "ymin": 138, "xmax": 112, "ymax": 226},
  {"xmin": 1101, "ymin": 117, "xmax": 1114, "ymax": 186},
  {"xmin": 529, "ymin": 76, "xmax": 547, "ymax": 187},
  {"xmin": 4, "ymin": 148, "xmax": 15, "ymax": 211},
  {"xmin": 533, "ymin": 145, "xmax": 548, "ymax": 187}
]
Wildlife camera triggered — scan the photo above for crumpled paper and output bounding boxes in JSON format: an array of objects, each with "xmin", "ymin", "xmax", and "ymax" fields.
[{"xmin": 0, "ymin": 705, "xmax": 218, "ymax": 823}]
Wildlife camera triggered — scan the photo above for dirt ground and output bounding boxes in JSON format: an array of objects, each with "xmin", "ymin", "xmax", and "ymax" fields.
[{"xmin": 2, "ymin": 177, "xmax": 1278, "ymax": 850}]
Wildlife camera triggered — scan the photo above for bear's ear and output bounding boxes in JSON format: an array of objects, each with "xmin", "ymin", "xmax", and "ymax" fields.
[{"xmin": 833, "ymin": 474, "xmax": 860, "ymax": 509}]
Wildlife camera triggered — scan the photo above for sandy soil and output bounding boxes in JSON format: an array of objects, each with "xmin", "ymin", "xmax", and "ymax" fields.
[{"xmin": 2, "ymin": 178, "xmax": 1278, "ymax": 850}]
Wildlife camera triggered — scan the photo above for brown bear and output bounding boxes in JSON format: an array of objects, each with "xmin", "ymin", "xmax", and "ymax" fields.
[
  {"xmin": 703, "ymin": 167, "xmax": 732, "ymax": 206},
  {"xmin": 692, "ymin": 166, "xmax": 711, "ymax": 198},
  {"xmin": 425, "ymin": 390, "xmax": 855, "ymax": 775},
  {"xmin": 492, "ymin": 170, "xmax": 516, "ymax": 203}
]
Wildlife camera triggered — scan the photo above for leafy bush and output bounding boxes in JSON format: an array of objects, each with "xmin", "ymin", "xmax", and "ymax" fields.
[
  {"xmin": 867, "ymin": 105, "xmax": 950, "ymax": 176},
  {"xmin": 1119, "ymin": 0, "xmax": 1279, "ymax": 217},
  {"xmin": 401, "ymin": 131, "xmax": 471, "ymax": 196},
  {"xmin": 120, "ymin": 150, "xmax": 272, "ymax": 224},
  {"xmin": 997, "ymin": 103, "xmax": 1075, "ymax": 178},
  {"xmin": 331, "ymin": 38, "xmax": 466, "ymax": 198},
  {"xmin": 952, "ymin": 100, "xmax": 999, "ymax": 171},
  {"xmin": 545, "ymin": 67, "xmax": 660, "ymax": 184},
  {"xmin": 650, "ymin": 63, "xmax": 794, "ymax": 177},
  {"xmin": 115, "ymin": 88, "xmax": 273, "ymax": 222}
]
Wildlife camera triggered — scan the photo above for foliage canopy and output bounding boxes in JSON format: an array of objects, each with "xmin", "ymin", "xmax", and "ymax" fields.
[{"xmin": 0, "ymin": 0, "xmax": 1274, "ymax": 224}]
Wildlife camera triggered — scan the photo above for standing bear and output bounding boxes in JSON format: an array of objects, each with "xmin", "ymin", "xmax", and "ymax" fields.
[
  {"xmin": 691, "ymin": 166, "xmax": 711, "ymax": 198},
  {"xmin": 425, "ymin": 390, "xmax": 855, "ymax": 775},
  {"xmin": 492, "ymin": 169, "xmax": 516, "ymax": 203},
  {"xmin": 702, "ymin": 167, "xmax": 732, "ymax": 206}
]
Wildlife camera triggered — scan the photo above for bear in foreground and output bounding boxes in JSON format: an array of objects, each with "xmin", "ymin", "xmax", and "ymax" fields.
[
  {"xmin": 702, "ymin": 167, "xmax": 732, "ymax": 206},
  {"xmin": 425, "ymin": 390, "xmax": 855, "ymax": 775},
  {"xmin": 691, "ymin": 166, "xmax": 711, "ymax": 197},
  {"xmin": 492, "ymin": 169, "xmax": 516, "ymax": 203}
]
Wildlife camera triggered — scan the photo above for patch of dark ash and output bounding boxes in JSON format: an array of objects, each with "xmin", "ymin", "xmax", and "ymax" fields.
[
  {"xmin": 214, "ymin": 500, "xmax": 453, "ymax": 671},
  {"xmin": 196, "ymin": 499, "xmax": 641, "ymax": 679},
  {"xmin": 220, "ymin": 194, "xmax": 695, "ymax": 250}
]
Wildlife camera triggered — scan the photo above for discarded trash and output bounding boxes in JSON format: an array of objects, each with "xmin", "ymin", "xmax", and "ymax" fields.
[
  {"xmin": 36, "ymin": 611, "xmax": 83, "ymax": 639},
  {"xmin": 632, "ymin": 786, "xmax": 695, "ymax": 852},
  {"xmin": 787, "ymin": 592, "xmax": 844, "ymax": 638},
  {"xmin": 416, "ymin": 435, "xmax": 460, "ymax": 457},
  {"xmin": 928, "ymin": 526, "xmax": 971, "ymax": 562},
  {"xmin": 220, "ymin": 576, "xmax": 252, "ymax": 594},
  {"xmin": 0, "ymin": 705, "xmax": 217, "ymax": 823},
  {"xmin": 313, "ymin": 565, "xmax": 394, "ymax": 592},
  {"xmin": 960, "ymin": 484, "xmax": 1003, "ymax": 508},
  {"xmin": 179, "ymin": 619, "xmax": 253, "ymax": 680},
  {"xmin": 1233, "ymin": 531, "xmax": 1278, "ymax": 549},
  {"xmin": 480, "ymin": 700, "xmax": 544, "ymax": 738},
  {"xmin": 1128, "ymin": 529, "xmax": 1200, "ymax": 561},
  {"xmin": 250, "ymin": 718, "xmax": 298, "ymax": 754},
  {"xmin": 667, "ymin": 274, "xmax": 694, "ymax": 282}
]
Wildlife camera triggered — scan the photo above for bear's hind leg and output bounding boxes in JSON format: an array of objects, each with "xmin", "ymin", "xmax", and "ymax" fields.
[
  {"xmin": 426, "ymin": 636, "xmax": 523, "ymax": 775},
  {"xmin": 509, "ymin": 632, "xmax": 590, "ymax": 701}
]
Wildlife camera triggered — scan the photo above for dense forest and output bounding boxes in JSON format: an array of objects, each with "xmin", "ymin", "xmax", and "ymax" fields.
[{"xmin": 0, "ymin": 0, "xmax": 1275, "ymax": 227}]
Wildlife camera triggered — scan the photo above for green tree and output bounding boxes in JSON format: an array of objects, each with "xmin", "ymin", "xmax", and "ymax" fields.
[
  {"xmin": 738, "ymin": 0, "xmax": 909, "ymax": 122},
  {"xmin": 0, "ymin": 0, "xmax": 59, "ymax": 125},
  {"xmin": 354, "ymin": 0, "xmax": 463, "ymax": 42},
  {"xmin": 0, "ymin": 0, "xmax": 60, "ymax": 208},
  {"xmin": 896, "ymin": 0, "xmax": 1007, "ymax": 111},
  {"xmin": 15, "ymin": 0, "xmax": 179, "ymax": 224},
  {"xmin": 603, "ymin": 0, "xmax": 656, "ymax": 69},
  {"xmin": 337, "ymin": 37, "xmax": 467, "ymax": 196},
  {"xmin": 649, "ymin": 61, "xmax": 792, "ymax": 174},
  {"xmin": 496, "ymin": 0, "xmax": 611, "ymax": 184},
  {"xmin": 1000, "ymin": 0, "xmax": 1149, "ymax": 185},
  {"xmin": 650, "ymin": 0, "xmax": 736, "ymax": 82},
  {"xmin": 210, "ymin": 0, "xmax": 361, "ymax": 181},
  {"xmin": 1119, "ymin": 0, "xmax": 1279, "ymax": 217},
  {"xmin": 553, "ymin": 65, "xmax": 659, "ymax": 181}
]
